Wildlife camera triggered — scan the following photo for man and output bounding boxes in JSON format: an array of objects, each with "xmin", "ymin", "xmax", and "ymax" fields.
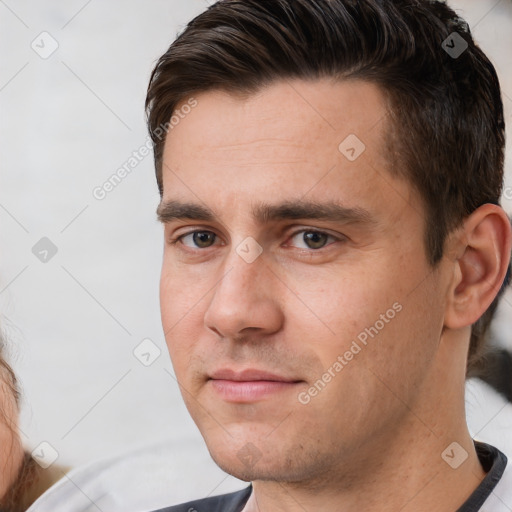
[{"xmin": 145, "ymin": 0, "xmax": 512, "ymax": 510}]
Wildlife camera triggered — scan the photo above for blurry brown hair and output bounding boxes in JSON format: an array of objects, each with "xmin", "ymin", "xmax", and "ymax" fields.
[{"xmin": 0, "ymin": 343, "xmax": 39, "ymax": 512}]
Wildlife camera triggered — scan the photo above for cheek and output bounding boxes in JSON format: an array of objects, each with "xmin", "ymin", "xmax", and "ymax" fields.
[
  {"xmin": 284, "ymin": 250, "xmax": 440, "ymax": 381},
  {"xmin": 159, "ymin": 268, "xmax": 204, "ymax": 373},
  {"xmin": 159, "ymin": 261, "xmax": 205, "ymax": 329},
  {"xmin": 281, "ymin": 264, "xmax": 397, "ymax": 356},
  {"xmin": 339, "ymin": 272, "xmax": 443, "ymax": 403}
]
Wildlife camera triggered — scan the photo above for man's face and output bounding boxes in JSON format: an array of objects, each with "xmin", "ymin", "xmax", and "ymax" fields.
[{"xmin": 159, "ymin": 79, "xmax": 448, "ymax": 484}]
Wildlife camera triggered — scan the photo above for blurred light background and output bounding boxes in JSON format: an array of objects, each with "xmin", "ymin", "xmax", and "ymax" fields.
[{"xmin": 0, "ymin": 0, "xmax": 511, "ymax": 477}]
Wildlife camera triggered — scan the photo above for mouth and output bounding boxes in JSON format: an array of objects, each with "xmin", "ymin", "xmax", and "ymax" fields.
[{"xmin": 207, "ymin": 368, "xmax": 303, "ymax": 403}]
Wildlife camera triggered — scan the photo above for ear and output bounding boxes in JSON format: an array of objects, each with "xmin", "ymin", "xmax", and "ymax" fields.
[{"xmin": 444, "ymin": 204, "xmax": 511, "ymax": 330}]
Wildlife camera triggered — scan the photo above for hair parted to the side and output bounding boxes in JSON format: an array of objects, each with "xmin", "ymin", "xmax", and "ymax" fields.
[{"xmin": 145, "ymin": 0, "xmax": 510, "ymax": 375}]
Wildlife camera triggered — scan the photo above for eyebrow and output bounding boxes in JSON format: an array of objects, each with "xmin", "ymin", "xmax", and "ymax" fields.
[{"xmin": 157, "ymin": 199, "xmax": 377, "ymax": 226}]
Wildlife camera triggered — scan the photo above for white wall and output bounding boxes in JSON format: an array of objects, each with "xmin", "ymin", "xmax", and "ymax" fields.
[{"xmin": 0, "ymin": 0, "xmax": 511, "ymax": 468}]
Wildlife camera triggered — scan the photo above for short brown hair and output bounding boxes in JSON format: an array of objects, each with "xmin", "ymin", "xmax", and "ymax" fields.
[{"xmin": 145, "ymin": 0, "xmax": 510, "ymax": 374}]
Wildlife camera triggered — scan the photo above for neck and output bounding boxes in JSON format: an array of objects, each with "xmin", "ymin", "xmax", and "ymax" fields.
[{"xmin": 245, "ymin": 427, "xmax": 485, "ymax": 512}]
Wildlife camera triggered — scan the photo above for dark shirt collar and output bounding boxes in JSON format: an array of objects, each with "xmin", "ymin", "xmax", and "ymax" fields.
[{"xmin": 456, "ymin": 441, "xmax": 508, "ymax": 511}]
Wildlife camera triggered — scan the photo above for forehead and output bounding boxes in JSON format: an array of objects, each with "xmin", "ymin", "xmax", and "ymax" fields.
[
  {"xmin": 166, "ymin": 78, "xmax": 389, "ymax": 159},
  {"xmin": 160, "ymin": 79, "xmax": 417, "ymax": 225}
]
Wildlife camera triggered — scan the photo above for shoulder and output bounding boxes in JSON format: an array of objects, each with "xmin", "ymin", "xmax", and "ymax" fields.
[
  {"xmin": 25, "ymin": 438, "xmax": 246, "ymax": 512},
  {"xmin": 152, "ymin": 486, "xmax": 252, "ymax": 512},
  {"xmin": 480, "ymin": 457, "xmax": 512, "ymax": 512}
]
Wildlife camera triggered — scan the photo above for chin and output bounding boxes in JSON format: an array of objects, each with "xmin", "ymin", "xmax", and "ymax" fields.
[
  {"xmin": 208, "ymin": 449, "xmax": 281, "ymax": 482},
  {"xmin": 204, "ymin": 433, "xmax": 307, "ymax": 484}
]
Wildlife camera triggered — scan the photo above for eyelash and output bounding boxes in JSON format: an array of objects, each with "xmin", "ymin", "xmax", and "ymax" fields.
[{"xmin": 168, "ymin": 228, "xmax": 342, "ymax": 252}]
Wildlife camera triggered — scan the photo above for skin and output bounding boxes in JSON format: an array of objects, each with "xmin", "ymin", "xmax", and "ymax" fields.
[
  {"xmin": 0, "ymin": 373, "xmax": 25, "ymax": 504},
  {"xmin": 158, "ymin": 79, "xmax": 511, "ymax": 511}
]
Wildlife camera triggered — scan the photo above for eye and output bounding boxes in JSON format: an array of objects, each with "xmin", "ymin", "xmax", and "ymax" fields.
[
  {"xmin": 170, "ymin": 228, "xmax": 341, "ymax": 252},
  {"xmin": 173, "ymin": 230, "xmax": 218, "ymax": 249},
  {"xmin": 288, "ymin": 230, "xmax": 339, "ymax": 250}
]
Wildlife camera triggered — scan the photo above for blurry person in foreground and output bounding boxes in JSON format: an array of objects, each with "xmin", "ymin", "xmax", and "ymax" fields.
[{"xmin": 0, "ymin": 337, "xmax": 65, "ymax": 511}]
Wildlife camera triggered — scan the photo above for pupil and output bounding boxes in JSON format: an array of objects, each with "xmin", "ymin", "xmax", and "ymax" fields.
[
  {"xmin": 194, "ymin": 232, "xmax": 213, "ymax": 247},
  {"xmin": 305, "ymin": 232, "xmax": 326, "ymax": 249}
]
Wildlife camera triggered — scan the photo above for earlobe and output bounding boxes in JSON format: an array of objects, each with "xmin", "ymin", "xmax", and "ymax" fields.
[{"xmin": 444, "ymin": 204, "xmax": 511, "ymax": 330}]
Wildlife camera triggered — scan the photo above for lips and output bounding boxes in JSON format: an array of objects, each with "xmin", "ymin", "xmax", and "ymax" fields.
[
  {"xmin": 210, "ymin": 368, "xmax": 298, "ymax": 382},
  {"xmin": 208, "ymin": 368, "xmax": 302, "ymax": 402}
]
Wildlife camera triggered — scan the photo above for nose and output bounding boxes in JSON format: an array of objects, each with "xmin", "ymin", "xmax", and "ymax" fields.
[{"xmin": 203, "ymin": 247, "xmax": 284, "ymax": 340}]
